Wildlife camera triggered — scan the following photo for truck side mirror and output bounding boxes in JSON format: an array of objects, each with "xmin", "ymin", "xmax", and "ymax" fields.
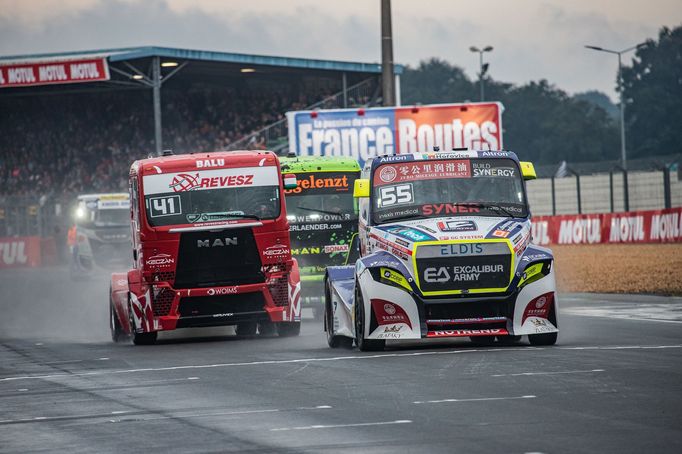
[
  {"xmin": 353, "ymin": 179, "xmax": 370, "ymax": 198},
  {"xmin": 520, "ymin": 162, "xmax": 537, "ymax": 181},
  {"xmin": 283, "ymin": 174, "xmax": 297, "ymax": 190}
]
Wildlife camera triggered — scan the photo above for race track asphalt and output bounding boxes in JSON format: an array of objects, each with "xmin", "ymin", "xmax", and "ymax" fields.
[{"xmin": 1, "ymin": 267, "xmax": 681, "ymax": 453}]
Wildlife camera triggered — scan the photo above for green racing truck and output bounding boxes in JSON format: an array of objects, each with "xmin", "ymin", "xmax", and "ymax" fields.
[{"xmin": 280, "ymin": 156, "xmax": 361, "ymax": 319}]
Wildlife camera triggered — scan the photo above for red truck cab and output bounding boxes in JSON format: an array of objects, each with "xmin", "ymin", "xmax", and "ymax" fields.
[{"xmin": 110, "ymin": 150, "xmax": 301, "ymax": 344}]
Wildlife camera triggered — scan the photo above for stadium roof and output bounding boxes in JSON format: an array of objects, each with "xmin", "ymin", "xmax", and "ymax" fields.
[{"xmin": 0, "ymin": 46, "xmax": 403, "ymax": 75}]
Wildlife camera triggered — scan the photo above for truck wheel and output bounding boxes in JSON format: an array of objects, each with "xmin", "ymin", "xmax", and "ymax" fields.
[
  {"xmin": 132, "ymin": 332, "xmax": 158, "ymax": 345},
  {"xmin": 528, "ymin": 306, "xmax": 559, "ymax": 346},
  {"xmin": 236, "ymin": 322, "xmax": 257, "ymax": 336},
  {"xmin": 110, "ymin": 294, "xmax": 126, "ymax": 343},
  {"xmin": 354, "ymin": 285, "xmax": 385, "ymax": 352},
  {"xmin": 258, "ymin": 321, "xmax": 276, "ymax": 336},
  {"xmin": 128, "ymin": 298, "xmax": 157, "ymax": 345},
  {"xmin": 325, "ymin": 279, "xmax": 352, "ymax": 349},
  {"xmin": 277, "ymin": 322, "xmax": 301, "ymax": 337}
]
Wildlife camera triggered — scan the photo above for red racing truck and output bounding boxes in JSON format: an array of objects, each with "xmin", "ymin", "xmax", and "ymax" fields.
[{"xmin": 110, "ymin": 150, "xmax": 301, "ymax": 344}]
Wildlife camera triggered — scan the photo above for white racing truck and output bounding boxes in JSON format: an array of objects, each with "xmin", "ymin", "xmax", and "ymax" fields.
[
  {"xmin": 324, "ymin": 150, "xmax": 558, "ymax": 351},
  {"xmin": 71, "ymin": 193, "xmax": 131, "ymax": 278}
]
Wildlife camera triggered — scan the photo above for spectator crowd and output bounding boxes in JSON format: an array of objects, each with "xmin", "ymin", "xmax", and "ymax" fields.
[{"xmin": 0, "ymin": 84, "xmax": 325, "ymax": 199}]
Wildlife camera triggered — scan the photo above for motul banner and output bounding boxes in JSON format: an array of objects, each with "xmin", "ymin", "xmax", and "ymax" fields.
[
  {"xmin": 287, "ymin": 102, "xmax": 503, "ymax": 167},
  {"xmin": 0, "ymin": 237, "xmax": 42, "ymax": 268},
  {"xmin": 0, "ymin": 58, "xmax": 109, "ymax": 88},
  {"xmin": 532, "ymin": 207, "xmax": 682, "ymax": 245}
]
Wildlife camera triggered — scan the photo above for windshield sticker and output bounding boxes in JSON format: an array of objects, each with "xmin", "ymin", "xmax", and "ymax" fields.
[
  {"xmin": 186, "ymin": 211, "xmax": 245, "ymax": 223},
  {"xmin": 377, "ymin": 183, "xmax": 414, "ymax": 208},
  {"xmin": 472, "ymin": 160, "xmax": 517, "ymax": 178},
  {"xmin": 143, "ymin": 166, "xmax": 278, "ymax": 195},
  {"xmin": 374, "ymin": 160, "xmax": 471, "ymax": 186},
  {"xmin": 149, "ymin": 195, "xmax": 181, "ymax": 218},
  {"xmin": 284, "ymin": 173, "xmax": 351, "ymax": 195}
]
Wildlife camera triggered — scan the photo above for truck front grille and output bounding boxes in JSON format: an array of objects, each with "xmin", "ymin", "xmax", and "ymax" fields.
[
  {"xmin": 174, "ymin": 227, "xmax": 263, "ymax": 289},
  {"xmin": 414, "ymin": 242, "xmax": 512, "ymax": 294}
]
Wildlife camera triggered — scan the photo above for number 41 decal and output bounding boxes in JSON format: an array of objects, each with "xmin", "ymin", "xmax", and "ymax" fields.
[{"xmin": 149, "ymin": 195, "xmax": 181, "ymax": 217}]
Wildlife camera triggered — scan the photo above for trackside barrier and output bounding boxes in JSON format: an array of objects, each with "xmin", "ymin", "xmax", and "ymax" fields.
[
  {"xmin": 532, "ymin": 207, "xmax": 682, "ymax": 245},
  {"xmin": 0, "ymin": 236, "xmax": 42, "ymax": 268}
]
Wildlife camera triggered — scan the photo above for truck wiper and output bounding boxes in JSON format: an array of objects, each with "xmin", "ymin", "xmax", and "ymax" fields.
[
  {"xmin": 296, "ymin": 206, "xmax": 342, "ymax": 217},
  {"xmin": 460, "ymin": 202, "xmax": 517, "ymax": 218},
  {"xmin": 189, "ymin": 212, "xmax": 261, "ymax": 222}
]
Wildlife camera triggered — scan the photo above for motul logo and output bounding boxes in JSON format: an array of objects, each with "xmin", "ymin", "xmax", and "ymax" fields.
[
  {"xmin": 197, "ymin": 237, "xmax": 238, "ymax": 247},
  {"xmin": 0, "ymin": 241, "xmax": 28, "ymax": 265}
]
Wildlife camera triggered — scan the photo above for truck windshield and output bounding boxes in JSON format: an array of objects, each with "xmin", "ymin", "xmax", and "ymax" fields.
[
  {"xmin": 372, "ymin": 158, "xmax": 528, "ymax": 224},
  {"xmin": 142, "ymin": 166, "xmax": 281, "ymax": 227},
  {"xmin": 76, "ymin": 200, "xmax": 130, "ymax": 228},
  {"xmin": 284, "ymin": 172, "xmax": 357, "ymax": 224}
]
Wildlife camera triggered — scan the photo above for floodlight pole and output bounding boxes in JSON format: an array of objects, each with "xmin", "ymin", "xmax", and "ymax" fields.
[
  {"xmin": 381, "ymin": 0, "xmax": 396, "ymax": 106},
  {"xmin": 469, "ymin": 46, "xmax": 493, "ymax": 102},
  {"xmin": 152, "ymin": 56, "xmax": 162, "ymax": 156},
  {"xmin": 584, "ymin": 42, "xmax": 646, "ymax": 171}
]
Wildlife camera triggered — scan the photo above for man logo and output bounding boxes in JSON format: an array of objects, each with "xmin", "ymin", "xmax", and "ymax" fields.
[{"xmin": 197, "ymin": 237, "xmax": 238, "ymax": 247}]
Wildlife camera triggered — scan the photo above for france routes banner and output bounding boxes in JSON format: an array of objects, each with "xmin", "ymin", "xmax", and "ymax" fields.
[
  {"xmin": 286, "ymin": 102, "xmax": 503, "ymax": 167},
  {"xmin": 0, "ymin": 236, "xmax": 42, "ymax": 268},
  {"xmin": 0, "ymin": 58, "xmax": 110, "ymax": 88},
  {"xmin": 532, "ymin": 207, "xmax": 682, "ymax": 245}
]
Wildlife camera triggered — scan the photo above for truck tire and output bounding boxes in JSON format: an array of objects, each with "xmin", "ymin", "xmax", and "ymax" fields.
[
  {"xmin": 236, "ymin": 322, "xmax": 257, "ymax": 336},
  {"xmin": 325, "ymin": 278, "xmax": 353, "ymax": 349},
  {"xmin": 110, "ymin": 294, "xmax": 126, "ymax": 343},
  {"xmin": 132, "ymin": 331, "xmax": 158, "ymax": 345},
  {"xmin": 258, "ymin": 321, "xmax": 276, "ymax": 336},
  {"xmin": 354, "ymin": 284, "xmax": 385, "ymax": 352}
]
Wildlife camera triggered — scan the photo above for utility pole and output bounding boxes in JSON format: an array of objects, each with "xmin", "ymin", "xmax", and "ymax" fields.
[{"xmin": 381, "ymin": 0, "xmax": 395, "ymax": 106}]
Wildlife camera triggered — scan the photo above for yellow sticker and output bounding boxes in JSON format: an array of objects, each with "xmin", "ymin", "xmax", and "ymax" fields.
[{"xmin": 380, "ymin": 267, "xmax": 411, "ymax": 291}]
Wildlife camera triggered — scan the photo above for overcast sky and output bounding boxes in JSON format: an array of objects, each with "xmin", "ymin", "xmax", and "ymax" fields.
[{"xmin": 1, "ymin": 0, "xmax": 680, "ymax": 100}]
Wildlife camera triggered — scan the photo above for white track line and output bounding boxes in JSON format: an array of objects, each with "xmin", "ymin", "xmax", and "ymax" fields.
[
  {"xmin": 491, "ymin": 369, "xmax": 605, "ymax": 377},
  {"xmin": 1, "ymin": 345, "xmax": 680, "ymax": 383},
  {"xmin": 564, "ymin": 313, "xmax": 682, "ymax": 324},
  {"xmin": 414, "ymin": 395, "xmax": 536, "ymax": 404},
  {"xmin": 0, "ymin": 405, "xmax": 332, "ymax": 426},
  {"xmin": 271, "ymin": 419, "xmax": 412, "ymax": 431}
]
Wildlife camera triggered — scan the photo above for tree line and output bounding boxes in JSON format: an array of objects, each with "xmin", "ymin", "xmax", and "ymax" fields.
[{"xmin": 400, "ymin": 25, "xmax": 681, "ymax": 165}]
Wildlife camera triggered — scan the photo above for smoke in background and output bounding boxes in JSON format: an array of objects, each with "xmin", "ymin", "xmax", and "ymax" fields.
[{"xmin": 0, "ymin": 267, "xmax": 111, "ymax": 342}]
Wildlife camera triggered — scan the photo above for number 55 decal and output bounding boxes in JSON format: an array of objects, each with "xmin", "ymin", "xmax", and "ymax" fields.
[{"xmin": 377, "ymin": 183, "xmax": 413, "ymax": 208}]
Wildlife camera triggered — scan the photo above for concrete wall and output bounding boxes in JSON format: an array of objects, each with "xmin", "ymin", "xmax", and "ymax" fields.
[{"xmin": 527, "ymin": 170, "xmax": 682, "ymax": 215}]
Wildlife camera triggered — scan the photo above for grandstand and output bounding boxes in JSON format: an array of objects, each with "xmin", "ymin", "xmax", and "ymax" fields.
[{"xmin": 0, "ymin": 46, "xmax": 403, "ymax": 201}]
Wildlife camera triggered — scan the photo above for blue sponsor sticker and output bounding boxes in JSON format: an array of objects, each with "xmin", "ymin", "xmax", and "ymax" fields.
[{"xmin": 381, "ymin": 225, "xmax": 435, "ymax": 242}]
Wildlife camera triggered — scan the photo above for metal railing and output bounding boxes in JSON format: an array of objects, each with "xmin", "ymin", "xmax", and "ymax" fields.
[
  {"xmin": 528, "ymin": 156, "xmax": 681, "ymax": 215},
  {"xmin": 226, "ymin": 77, "xmax": 380, "ymax": 152}
]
